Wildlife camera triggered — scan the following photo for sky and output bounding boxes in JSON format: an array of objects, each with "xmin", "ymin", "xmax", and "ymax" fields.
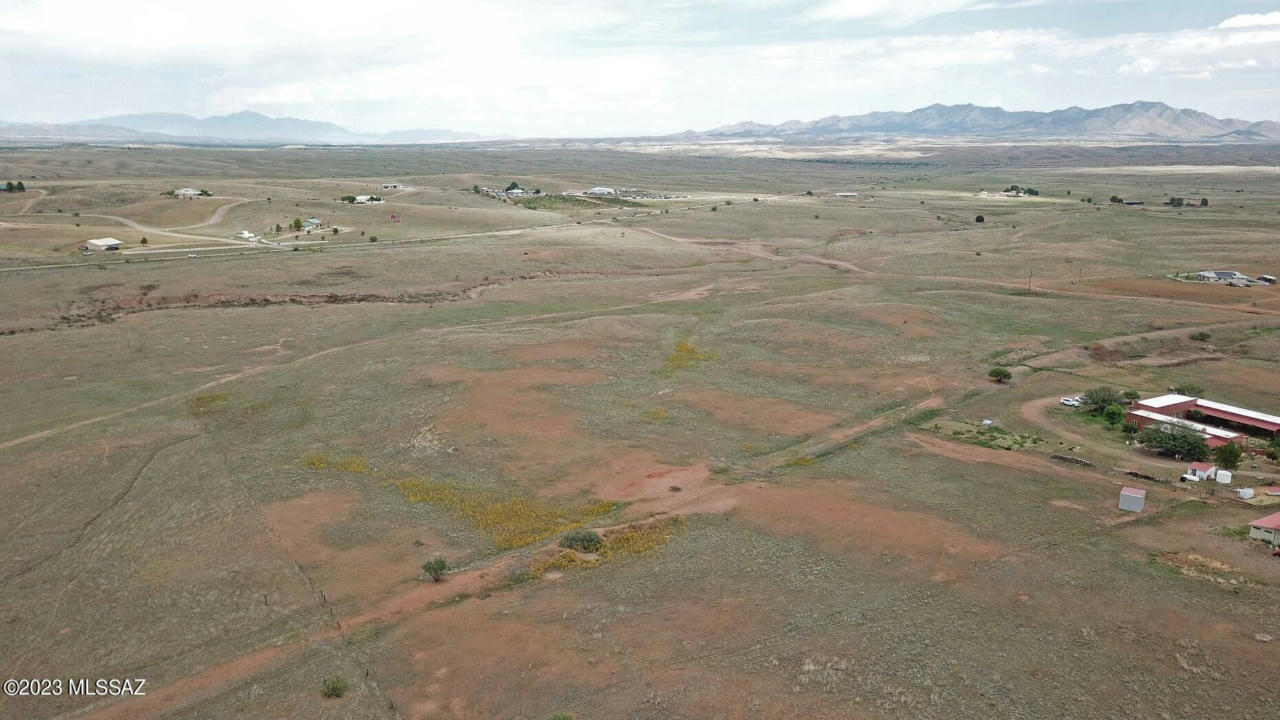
[{"xmin": 1, "ymin": 0, "xmax": 1278, "ymax": 137}]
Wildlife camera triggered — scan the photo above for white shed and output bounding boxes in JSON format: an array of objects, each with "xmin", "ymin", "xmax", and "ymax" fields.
[
  {"xmin": 87, "ymin": 237, "xmax": 122, "ymax": 251},
  {"xmin": 1118, "ymin": 487, "xmax": 1145, "ymax": 513}
]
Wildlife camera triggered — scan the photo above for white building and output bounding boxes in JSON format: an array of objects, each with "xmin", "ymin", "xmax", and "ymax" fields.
[
  {"xmin": 584, "ymin": 187, "xmax": 616, "ymax": 195},
  {"xmin": 87, "ymin": 237, "xmax": 122, "ymax": 251},
  {"xmin": 1196, "ymin": 270, "xmax": 1250, "ymax": 282},
  {"xmin": 380, "ymin": 183, "xmax": 406, "ymax": 190},
  {"xmin": 174, "ymin": 187, "xmax": 202, "ymax": 198}
]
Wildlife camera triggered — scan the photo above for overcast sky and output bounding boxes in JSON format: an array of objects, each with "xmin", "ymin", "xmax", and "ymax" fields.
[{"xmin": 2, "ymin": 0, "xmax": 1278, "ymax": 136}]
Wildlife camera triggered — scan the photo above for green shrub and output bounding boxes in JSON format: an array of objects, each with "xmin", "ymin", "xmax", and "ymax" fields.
[
  {"xmin": 988, "ymin": 367, "xmax": 1012, "ymax": 383},
  {"xmin": 421, "ymin": 557, "xmax": 448, "ymax": 581},
  {"xmin": 559, "ymin": 529, "xmax": 603, "ymax": 553},
  {"xmin": 321, "ymin": 675, "xmax": 348, "ymax": 698}
]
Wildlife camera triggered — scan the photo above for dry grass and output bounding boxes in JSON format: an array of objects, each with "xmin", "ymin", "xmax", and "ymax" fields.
[
  {"xmin": 391, "ymin": 479, "xmax": 616, "ymax": 549},
  {"xmin": 301, "ymin": 453, "xmax": 371, "ymax": 473},
  {"xmin": 186, "ymin": 393, "xmax": 228, "ymax": 416},
  {"xmin": 601, "ymin": 517, "xmax": 685, "ymax": 558},
  {"xmin": 662, "ymin": 340, "xmax": 716, "ymax": 373}
]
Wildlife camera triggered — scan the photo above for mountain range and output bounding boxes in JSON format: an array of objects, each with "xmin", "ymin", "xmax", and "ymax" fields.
[
  {"xmin": 692, "ymin": 101, "xmax": 1280, "ymax": 141},
  {"xmin": 0, "ymin": 111, "xmax": 488, "ymax": 145},
  {"xmin": 1, "ymin": 102, "xmax": 1277, "ymax": 145}
]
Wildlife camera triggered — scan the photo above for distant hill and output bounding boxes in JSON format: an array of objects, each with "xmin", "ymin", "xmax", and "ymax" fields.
[
  {"xmin": 0, "ymin": 111, "xmax": 490, "ymax": 145},
  {"xmin": 691, "ymin": 101, "xmax": 1280, "ymax": 141},
  {"xmin": 80, "ymin": 111, "xmax": 363, "ymax": 144}
]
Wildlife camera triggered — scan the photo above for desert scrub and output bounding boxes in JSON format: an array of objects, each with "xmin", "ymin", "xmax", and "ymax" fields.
[
  {"xmin": 186, "ymin": 393, "xmax": 228, "ymax": 416},
  {"xmin": 391, "ymin": 479, "xmax": 616, "ymax": 549},
  {"xmin": 643, "ymin": 407, "xmax": 670, "ymax": 421},
  {"xmin": 301, "ymin": 453, "xmax": 371, "ymax": 474},
  {"xmin": 529, "ymin": 550, "xmax": 598, "ymax": 578},
  {"xmin": 784, "ymin": 456, "xmax": 815, "ymax": 468},
  {"xmin": 321, "ymin": 675, "xmax": 348, "ymax": 698},
  {"xmin": 602, "ymin": 517, "xmax": 684, "ymax": 559},
  {"xmin": 559, "ymin": 529, "xmax": 604, "ymax": 553},
  {"xmin": 661, "ymin": 340, "xmax": 716, "ymax": 373}
]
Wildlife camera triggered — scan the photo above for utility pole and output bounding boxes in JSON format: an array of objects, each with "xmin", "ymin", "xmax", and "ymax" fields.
[{"xmin": 1027, "ymin": 270, "xmax": 1033, "ymax": 293}]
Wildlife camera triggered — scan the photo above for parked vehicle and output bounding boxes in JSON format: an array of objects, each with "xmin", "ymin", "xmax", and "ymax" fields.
[{"xmin": 1060, "ymin": 397, "xmax": 1081, "ymax": 407}]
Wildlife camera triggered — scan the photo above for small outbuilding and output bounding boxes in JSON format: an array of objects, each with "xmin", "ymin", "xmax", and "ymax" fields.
[
  {"xmin": 584, "ymin": 187, "xmax": 616, "ymax": 195},
  {"xmin": 87, "ymin": 237, "xmax": 122, "ymax": 251},
  {"xmin": 1118, "ymin": 486, "xmax": 1146, "ymax": 513},
  {"xmin": 1249, "ymin": 511, "xmax": 1280, "ymax": 546},
  {"xmin": 1184, "ymin": 462, "xmax": 1215, "ymax": 482}
]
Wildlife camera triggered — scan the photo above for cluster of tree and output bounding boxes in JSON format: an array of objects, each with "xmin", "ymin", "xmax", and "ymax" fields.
[
  {"xmin": 1004, "ymin": 185, "xmax": 1039, "ymax": 196},
  {"xmin": 1136, "ymin": 423, "xmax": 1210, "ymax": 461},
  {"xmin": 1163, "ymin": 197, "xmax": 1209, "ymax": 208},
  {"xmin": 3, "ymin": 181, "xmax": 26, "ymax": 192},
  {"xmin": 1109, "ymin": 196, "xmax": 1124, "ymax": 204}
]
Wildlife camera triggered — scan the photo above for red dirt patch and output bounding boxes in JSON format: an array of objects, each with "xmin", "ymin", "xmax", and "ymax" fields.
[
  {"xmin": 855, "ymin": 303, "xmax": 940, "ymax": 338},
  {"xmin": 677, "ymin": 387, "xmax": 839, "ymax": 436},
  {"xmin": 263, "ymin": 489, "xmax": 442, "ymax": 613},
  {"xmin": 732, "ymin": 480, "xmax": 1004, "ymax": 582},
  {"xmin": 500, "ymin": 339, "xmax": 615, "ymax": 363},
  {"xmin": 414, "ymin": 365, "xmax": 609, "ymax": 483}
]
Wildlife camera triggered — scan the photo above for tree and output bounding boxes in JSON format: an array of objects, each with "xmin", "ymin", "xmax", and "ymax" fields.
[
  {"xmin": 292, "ymin": 218, "xmax": 303, "ymax": 232},
  {"xmin": 1137, "ymin": 424, "xmax": 1209, "ymax": 461},
  {"xmin": 1200, "ymin": 198, "xmax": 1209, "ymax": 207},
  {"xmin": 341, "ymin": 195, "xmax": 357, "ymax": 203},
  {"xmin": 4, "ymin": 181, "xmax": 12, "ymax": 192},
  {"xmin": 472, "ymin": 184, "xmax": 480, "ymax": 193},
  {"xmin": 1103, "ymin": 404, "xmax": 1126, "ymax": 426},
  {"xmin": 15, "ymin": 181, "xmax": 25, "ymax": 192},
  {"xmin": 1082, "ymin": 386, "xmax": 1123, "ymax": 412},
  {"xmin": 275, "ymin": 223, "xmax": 283, "ymax": 234},
  {"xmin": 505, "ymin": 181, "xmax": 521, "ymax": 192},
  {"xmin": 805, "ymin": 190, "xmax": 814, "ymax": 196},
  {"xmin": 988, "ymin": 367, "xmax": 1012, "ymax": 383},
  {"xmin": 1122, "ymin": 420, "xmax": 1139, "ymax": 435},
  {"xmin": 421, "ymin": 557, "xmax": 448, "ymax": 582},
  {"xmin": 1172, "ymin": 383, "xmax": 1203, "ymax": 397},
  {"xmin": 140, "ymin": 237, "xmax": 148, "ymax": 245},
  {"xmin": 331, "ymin": 227, "xmax": 339, "ymax": 235},
  {"xmin": 321, "ymin": 675, "xmax": 348, "ymax": 698},
  {"xmin": 1109, "ymin": 196, "xmax": 1122, "ymax": 204},
  {"xmin": 1214, "ymin": 442, "xmax": 1242, "ymax": 470},
  {"xmin": 1122, "ymin": 389, "xmax": 1141, "ymax": 402},
  {"xmin": 975, "ymin": 215, "xmax": 985, "ymax": 223}
]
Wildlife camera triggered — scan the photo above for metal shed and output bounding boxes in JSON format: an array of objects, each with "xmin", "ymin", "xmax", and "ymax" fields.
[{"xmin": 1118, "ymin": 486, "xmax": 1146, "ymax": 513}]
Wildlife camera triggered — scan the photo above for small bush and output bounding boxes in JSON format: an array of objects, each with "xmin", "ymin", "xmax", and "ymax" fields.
[
  {"xmin": 559, "ymin": 529, "xmax": 603, "ymax": 553},
  {"xmin": 421, "ymin": 557, "xmax": 448, "ymax": 582},
  {"xmin": 321, "ymin": 675, "xmax": 348, "ymax": 698},
  {"xmin": 1189, "ymin": 331, "xmax": 1211, "ymax": 342},
  {"xmin": 988, "ymin": 367, "xmax": 1012, "ymax": 383},
  {"xmin": 975, "ymin": 215, "xmax": 985, "ymax": 223}
]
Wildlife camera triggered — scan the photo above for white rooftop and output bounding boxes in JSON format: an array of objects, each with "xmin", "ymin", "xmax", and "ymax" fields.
[
  {"xmin": 1138, "ymin": 393, "xmax": 1196, "ymax": 408},
  {"xmin": 1194, "ymin": 398, "xmax": 1280, "ymax": 427},
  {"xmin": 1130, "ymin": 409, "xmax": 1241, "ymax": 440}
]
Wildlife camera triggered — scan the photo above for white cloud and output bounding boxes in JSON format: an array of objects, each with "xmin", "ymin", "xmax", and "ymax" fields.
[{"xmin": 1216, "ymin": 11, "xmax": 1280, "ymax": 29}]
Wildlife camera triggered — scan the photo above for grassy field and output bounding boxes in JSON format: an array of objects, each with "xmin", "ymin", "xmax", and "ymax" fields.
[{"xmin": 2, "ymin": 144, "xmax": 1280, "ymax": 720}]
